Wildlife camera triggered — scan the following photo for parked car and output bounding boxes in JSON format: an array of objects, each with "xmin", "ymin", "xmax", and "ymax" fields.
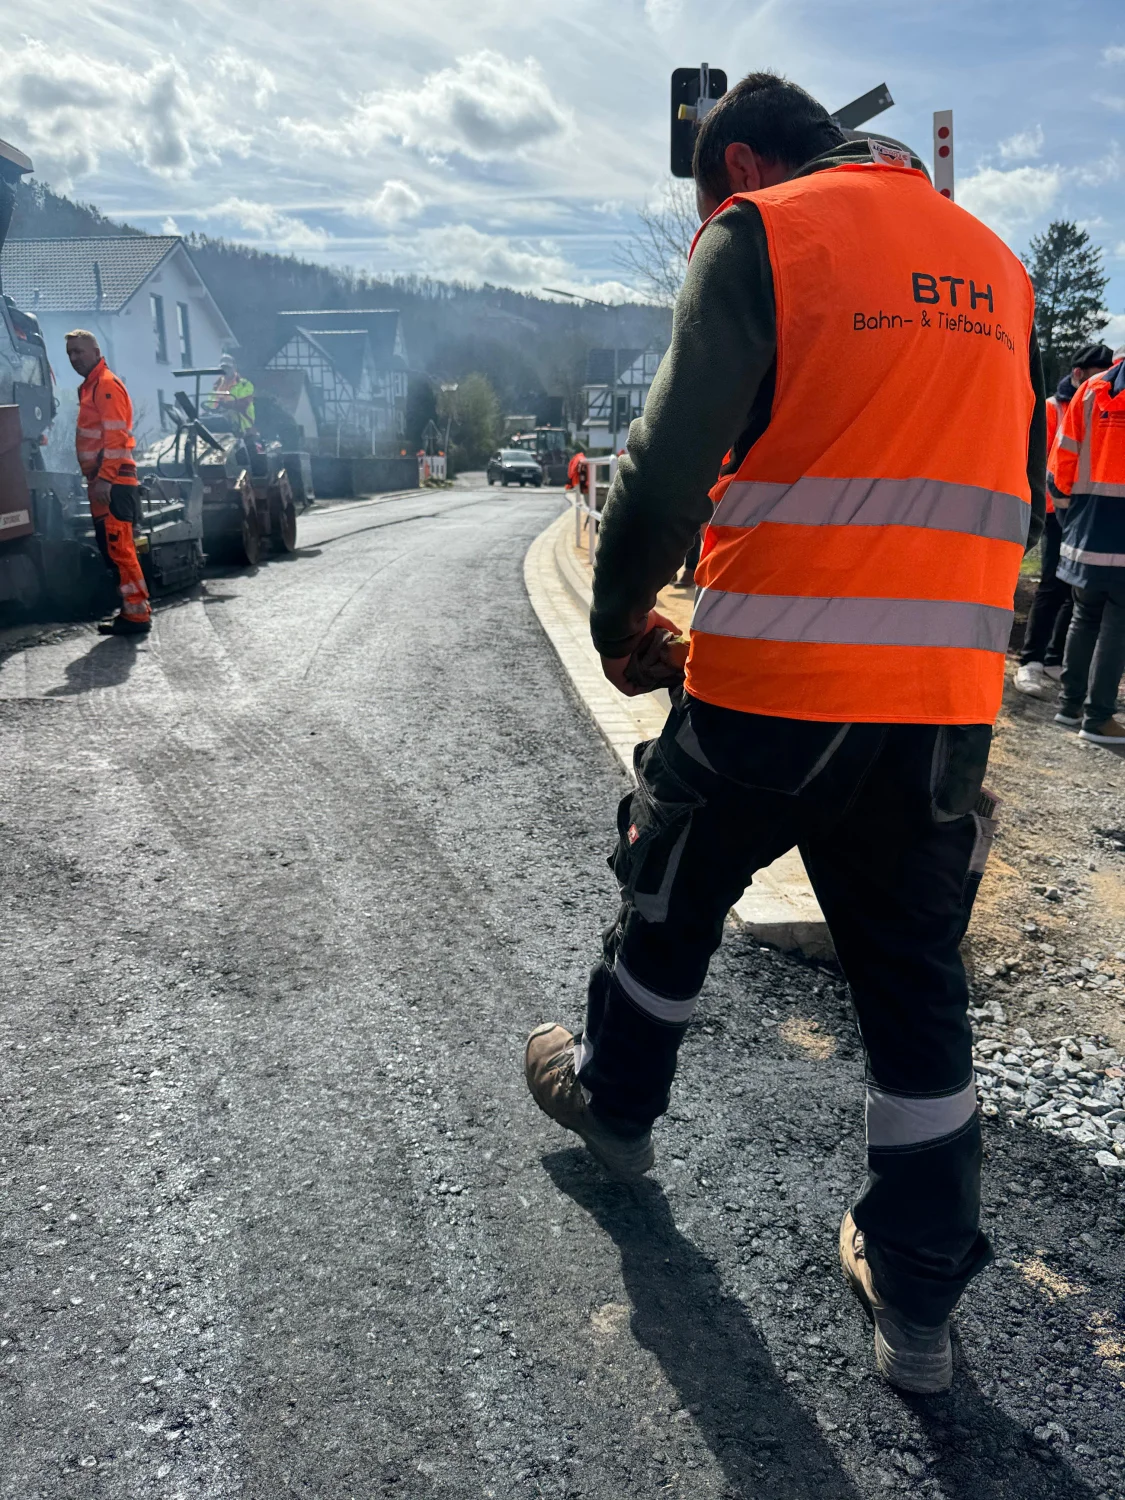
[{"xmin": 487, "ymin": 449, "xmax": 544, "ymax": 488}]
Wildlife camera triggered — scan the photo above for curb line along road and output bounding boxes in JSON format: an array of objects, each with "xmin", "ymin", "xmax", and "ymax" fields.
[{"xmin": 523, "ymin": 508, "xmax": 832, "ymax": 958}]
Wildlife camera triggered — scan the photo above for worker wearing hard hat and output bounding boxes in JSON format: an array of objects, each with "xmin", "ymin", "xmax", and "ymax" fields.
[
  {"xmin": 211, "ymin": 354, "xmax": 255, "ymax": 434},
  {"xmin": 526, "ymin": 71, "xmax": 1046, "ymax": 1396},
  {"xmin": 66, "ymin": 330, "xmax": 151, "ymax": 636}
]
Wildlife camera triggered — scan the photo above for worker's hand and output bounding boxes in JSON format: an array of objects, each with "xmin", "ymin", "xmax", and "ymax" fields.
[
  {"xmin": 89, "ymin": 477, "xmax": 112, "ymax": 506},
  {"xmin": 600, "ymin": 611, "xmax": 685, "ymax": 697}
]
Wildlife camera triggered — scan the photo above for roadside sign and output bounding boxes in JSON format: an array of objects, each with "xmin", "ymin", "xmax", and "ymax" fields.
[
  {"xmin": 671, "ymin": 65, "xmax": 728, "ymax": 177},
  {"xmin": 831, "ymin": 83, "xmax": 894, "ymax": 131},
  {"xmin": 933, "ymin": 110, "xmax": 954, "ymax": 199}
]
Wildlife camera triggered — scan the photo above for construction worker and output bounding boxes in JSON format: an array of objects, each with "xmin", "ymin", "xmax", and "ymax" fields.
[
  {"xmin": 1052, "ymin": 351, "xmax": 1125, "ymax": 744},
  {"xmin": 66, "ymin": 330, "xmax": 151, "ymax": 637},
  {"xmin": 525, "ymin": 72, "xmax": 1045, "ymax": 1396},
  {"xmin": 1014, "ymin": 342, "xmax": 1115, "ymax": 698},
  {"xmin": 210, "ymin": 354, "xmax": 255, "ymax": 434}
]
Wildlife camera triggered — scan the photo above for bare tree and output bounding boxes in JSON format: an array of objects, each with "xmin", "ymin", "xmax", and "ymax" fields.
[{"xmin": 616, "ymin": 182, "xmax": 697, "ymax": 307}]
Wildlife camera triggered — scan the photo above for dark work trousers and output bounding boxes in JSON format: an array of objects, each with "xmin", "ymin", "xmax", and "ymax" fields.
[
  {"xmin": 1060, "ymin": 580, "xmax": 1125, "ymax": 727},
  {"xmin": 1020, "ymin": 511, "xmax": 1073, "ymax": 666},
  {"xmin": 578, "ymin": 695, "xmax": 996, "ymax": 1325}
]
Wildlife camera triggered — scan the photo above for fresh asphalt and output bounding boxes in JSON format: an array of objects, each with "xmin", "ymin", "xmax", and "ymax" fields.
[{"xmin": 0, "ymin": 483, "xmax": 1122, "ymax": 1498}]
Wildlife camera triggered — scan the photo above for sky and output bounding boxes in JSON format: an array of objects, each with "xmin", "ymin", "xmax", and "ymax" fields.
[{"xmin": 2, "ymin": 0, "xmax": 1125, "ymax": 340}]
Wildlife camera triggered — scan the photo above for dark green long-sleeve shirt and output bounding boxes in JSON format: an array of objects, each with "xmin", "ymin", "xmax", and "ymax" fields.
[{"xmin": 590, "ymin": 141, "xmax": 1048, "ymax": 659}]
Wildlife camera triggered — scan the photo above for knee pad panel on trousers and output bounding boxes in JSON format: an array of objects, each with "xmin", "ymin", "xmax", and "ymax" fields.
[{"xmin": 611, "ymin": 738, "xmax": 704, "ymax": 925}]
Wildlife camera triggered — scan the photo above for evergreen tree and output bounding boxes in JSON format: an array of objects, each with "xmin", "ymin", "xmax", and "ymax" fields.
[{"xmin": 1024, "ymin": 221, "xmax": 1110, "ymax": 389}]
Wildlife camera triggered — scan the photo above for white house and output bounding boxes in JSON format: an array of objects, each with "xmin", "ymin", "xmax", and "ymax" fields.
[
  {"xmin": 582, "ymin": 345, "xmax": 665, "ymax": 450},
  {"xmin": 0, "ymin": 236, "xmax": 235, "ymax": 457},
  {"xmin": 267, "ymin": 310, "xmax": 408, "ymax": 453}
]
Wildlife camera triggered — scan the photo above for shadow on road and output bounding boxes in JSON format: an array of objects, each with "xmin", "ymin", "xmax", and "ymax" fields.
[
  {"xmin": 545, "ymin": 1149, "xmax": 1101, "ymax": 1500},
  {"xmin": 45, "ymin": 635, "xmax": 142, "ymax": 697},
  {"xmin": 545, "ymin": 1149, "xmax": 863, "ymax": 1499}
]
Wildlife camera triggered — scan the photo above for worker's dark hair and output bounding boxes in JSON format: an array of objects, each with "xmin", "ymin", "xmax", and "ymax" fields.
[{"xmin": 693, "ymin": 72, "xmax": 845, "ymax": 201}]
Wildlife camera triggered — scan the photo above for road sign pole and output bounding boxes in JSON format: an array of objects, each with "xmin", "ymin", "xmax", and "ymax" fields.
[{"xmin": 933, "ymin": 110, "xmax": 954, "ymax": 200}]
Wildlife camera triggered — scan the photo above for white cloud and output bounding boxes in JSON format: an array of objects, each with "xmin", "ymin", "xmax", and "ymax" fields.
[
  {"xmin": 957, "ymin": 164, "xmax": 1062, "ymax": 240},
  {"xmin": 361, "ymin": 180, "xmax": 424, "ymax": 225},
  {"xmin": 998, "ymin": 125, "xmax": 1044, "ymax": 162},
  {"xmin": 214, "ymin": 51, "xmax": 277, "ymax": 111},
  {"xmin": 1101, "ymin": 312, "xmax": 1125, "ymax": 353},
  {"xmin": 299, "ymin": 50, "xmax": 573, "ymax": 161},
  {"xmin": 161, "ymin": 216, "xmax": 181, "ymax": 235},
  {"xmin": 644, "ymin": 0, "xmax": 684, "ymax": 31},
  {"xmin": 1103, "ymin": 45, "xmax": 1125, "ymax": 64},
  {"xmin": 209, "ymin": 197, "xmax": 329, "ymax": 252},
  {"xmin": 404, "ymin": 223, "xmax": 570, "ymax": 286}
]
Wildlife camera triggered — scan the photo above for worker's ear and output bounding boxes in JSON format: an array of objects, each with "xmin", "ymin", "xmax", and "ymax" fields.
[{"xmin": 723, "ymin": 142, "xmax": 765, "ymax": 194}]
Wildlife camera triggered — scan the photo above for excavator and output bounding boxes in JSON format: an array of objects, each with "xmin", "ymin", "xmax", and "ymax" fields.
[{"xmin": 0, "ymin": 135, "xmax": 204, "ymax": 619}]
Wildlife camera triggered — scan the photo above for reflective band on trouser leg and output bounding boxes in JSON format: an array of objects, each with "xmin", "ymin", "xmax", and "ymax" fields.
[
  {"xmin": 710, "ymin": 476, "xmax": 1030, "ymax": 546},
  {"xmin": 692, "ymin": 589, "xmax": 1014, "ymax": 653},
  {"xmin": 614, "ymin": 957, "xmax": 701, "ymax": 1023},
  {"xmin": 865, "ymin": 1079, "xmax": 978, "ymax": 1148},
  {"xmin": 102, "ymin": 515, "xmax": 151, "ymax": 623}
]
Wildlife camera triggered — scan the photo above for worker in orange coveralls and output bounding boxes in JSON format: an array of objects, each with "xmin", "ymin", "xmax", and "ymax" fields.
[{"xmin": 66, "ymin": 330, "xmax": 151, "ymax": 636}]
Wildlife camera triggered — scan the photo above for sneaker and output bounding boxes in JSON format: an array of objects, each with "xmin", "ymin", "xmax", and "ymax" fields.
[
  {"xmin": 97, "ymin": 613, "xmax": 151, "ymax": 637},
  {"xmin": 524, "ymin": 1023, "xmax": 655, "ymax": 1181},
  {"xmin": 1013, "ymin": 662, "xmax": 1056, "ymax": 700},
  {"xmin": 839, "ymin": 1211, "xmax": 953, "ymax": 1394},
  {"xmin": 1079, "ymin": 717, "xmax": 1125, "ymax": 746},
  {"xmin": 1054, "ymin": 708, "xmax": 1081, "ymax": 728},
  {"xmin": 1043, "ymin": 664, "xmax": 1063, "ymax": 681}
]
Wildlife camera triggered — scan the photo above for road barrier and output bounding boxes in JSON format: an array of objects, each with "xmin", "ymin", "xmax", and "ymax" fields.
[{"xmin": 567, "ymin": 454, "xmax": 619, "ymax": 563}]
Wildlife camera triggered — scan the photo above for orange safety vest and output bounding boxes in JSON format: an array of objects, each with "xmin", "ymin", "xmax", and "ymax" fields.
[
  {"xmin": 687, "ymin": 161, "xmax": 1036, "ymax": 725},
  {"xmin": 76, "ymin": 358, "xmax": 138, "ymax": 493},
  {"xmin": 1044, "ymin": 395, "xmax": 1064, "ymax": 514},
  {"xmin": 1052, "ymin": 365, "xmax": 1125, "ymax": 501}
]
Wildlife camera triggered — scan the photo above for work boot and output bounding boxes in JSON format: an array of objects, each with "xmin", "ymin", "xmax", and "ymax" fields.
[
  {"xmin": 1079, "ymin": 716, "xmax": 1125, "ymax": 745},
  {"xmin": 839, "ymin": 1211, "xmax": 953, "ymax": 1394},
  {"xmin": 524, "ymin": 1023, "xmax": 654, "ymax": 1181},
  {"xmin": 97, "ymin": 613, "xmax": 151, "ymax": 637}
]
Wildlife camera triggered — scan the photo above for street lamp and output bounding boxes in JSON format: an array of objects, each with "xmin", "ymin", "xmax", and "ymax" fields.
[{"xmin": 543, "ymin": 288, "xmax": 622, "ymax": 449}]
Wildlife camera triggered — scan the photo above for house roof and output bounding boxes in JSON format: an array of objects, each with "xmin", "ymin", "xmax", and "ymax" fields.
[
  {"xmin": 278, "ymin": 308, "xmax": 405, "ymax": 366},
  {"xmin": 585, "ymin": 347, "xmax": 643, "ymax": 386},
  {"xmin": 246, "ymin": 368, "xmax": 318, "ymax": 424},
  {"xmin": 0, "ymin": 235, "xmax": 182, "ymax": 312},
  {"xmin": 296, "ymin": 328, "xmax": 370, "ymax": 388}
]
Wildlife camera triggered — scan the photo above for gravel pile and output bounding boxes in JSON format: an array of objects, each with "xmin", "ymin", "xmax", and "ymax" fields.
[{"xmin": 971, "ymin": 999, "xmax": 1125, "ymax": 1171}]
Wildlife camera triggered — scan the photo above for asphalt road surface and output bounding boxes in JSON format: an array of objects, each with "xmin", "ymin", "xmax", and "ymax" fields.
[{"xmin": 1, "ymin": 483, "xmax": 1123, "ymax": 1499}]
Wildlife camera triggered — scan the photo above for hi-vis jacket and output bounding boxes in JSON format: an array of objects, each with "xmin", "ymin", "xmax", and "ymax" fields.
[
  {"xmin": 1053, "ymin": 359, "xmax": 1125, "ymax": 588},
  {"xmin": 76, "ymin": 358, "xmax": 138, "ymax": 490},
  {"xmin": 684, "ymin": 160, "xmax": 1036, "ymax": 725}
]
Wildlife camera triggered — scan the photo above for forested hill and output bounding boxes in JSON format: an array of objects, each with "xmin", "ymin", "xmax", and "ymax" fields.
[{"xmin": 8, "ymin": 179, "xmax": 671, "ymax": 411}]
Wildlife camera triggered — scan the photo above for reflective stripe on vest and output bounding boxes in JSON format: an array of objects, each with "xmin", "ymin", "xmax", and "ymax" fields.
[
  {"xmin": 685, "ymin": 162, "xmax": 1036, "ymax": 725},
  {"xmin": 1060, "ymin": 541, "xmax": 1125, "ymax": 568},
  {"xmin": 693, "ymin": 588, "xmax": 1013, "ymax": 653},
  {"xmin": 711, "ymin": 475, "xmax": 1030, "ymax": 545}
]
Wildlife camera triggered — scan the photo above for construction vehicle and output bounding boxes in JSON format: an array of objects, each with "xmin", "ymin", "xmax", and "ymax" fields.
[
  {"xmin": 0, "ymin": 135, "xmax": 205, "ymax": 618},
  {"xmin": 138, "ymin": 367, "xmax": 298, "ymax": 567},
  {"xmin": 508, "ymin": 426, "xmax": 570, "ymax": 486}
]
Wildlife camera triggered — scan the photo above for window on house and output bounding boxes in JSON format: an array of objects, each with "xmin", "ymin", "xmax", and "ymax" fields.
[
  {"xmin": 151, "ymin": 294, "xmax": 168, "ymax": 363},
  {"xmin": 176, "ymin": 303, "xmax": 192, "ymax": 366}
]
